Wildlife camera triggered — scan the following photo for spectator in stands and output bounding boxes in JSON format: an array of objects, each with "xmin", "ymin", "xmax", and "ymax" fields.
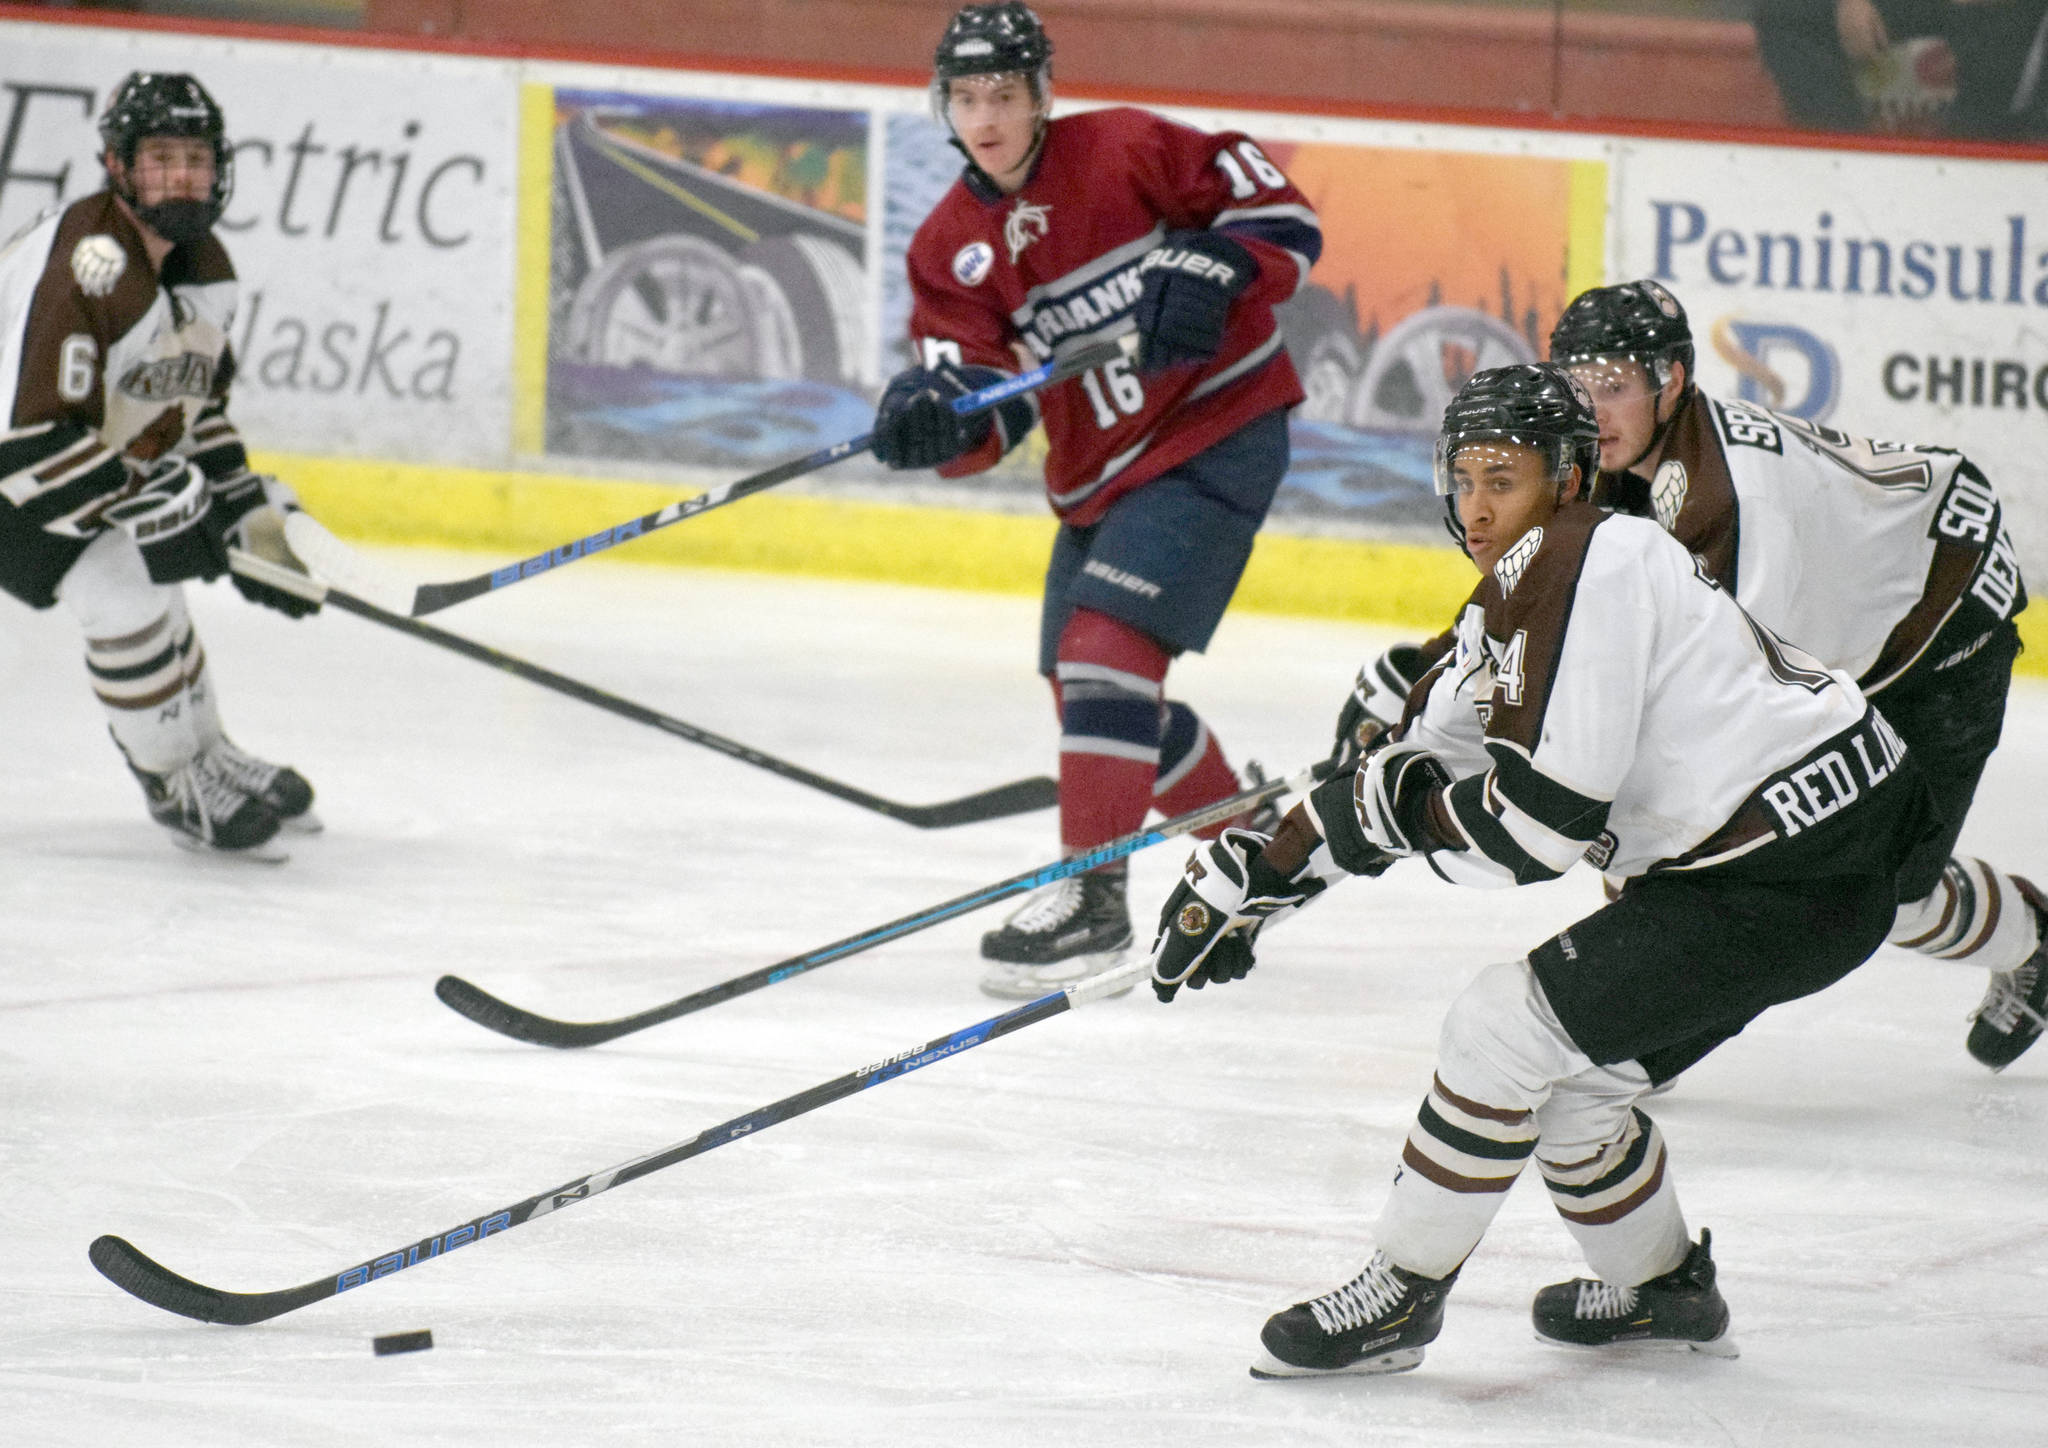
[{"xmin": 1755, "ymin": 0, "xmax": 2048, "ymax": 137}]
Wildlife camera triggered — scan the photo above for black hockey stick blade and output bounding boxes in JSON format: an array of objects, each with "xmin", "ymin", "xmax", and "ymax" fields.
[
  {"xmin": 88, "ymin": 1234, "xmax": 320, "ymax": 1326},
  {"xmin": 226, "ymin": 550, "xmax": 1057, "ymax": 830},
  {"xmin": 433, "ymin": 761, "xmax": 1326, "ymax": 1049},
  {"xmin": 92, "ymin": 962, "xmax": 1143, "ymax": 1325}
]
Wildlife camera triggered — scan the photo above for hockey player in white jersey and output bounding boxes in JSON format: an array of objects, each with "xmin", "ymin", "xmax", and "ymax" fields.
[
  {"xmin": 1149, "ymin": 364, "xmax": 1937, "ymax": 1377},
  {"xmin": 0, "ymin": 73, "xmax": 322, "ymax": 857},
  {"xmin": 1546, "ymin": 280, "xmax": 2042, "ymax": 1072}
]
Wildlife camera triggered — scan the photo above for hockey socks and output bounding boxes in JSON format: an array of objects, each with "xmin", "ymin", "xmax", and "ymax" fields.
[
  {"xmin": 1154, "ymin": 699, "xmax": 1243, "ymax": 837},
  {"xmin": 1891, "ymin": 856, "xmax": 2043, "ymax": 975},
  {"xmin": 1053, "ymin": 608, "xmax": 1169, "ymax": 854},
  {"xmin": 1052, "ymin": 608, "xmax": 1248, "ymax": 852}
]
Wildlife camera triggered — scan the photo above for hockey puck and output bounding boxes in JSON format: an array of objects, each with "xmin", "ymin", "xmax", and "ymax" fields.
[{"xmin": 372, "ymin": 1329, "xmax": 434, "ymax": 1356}]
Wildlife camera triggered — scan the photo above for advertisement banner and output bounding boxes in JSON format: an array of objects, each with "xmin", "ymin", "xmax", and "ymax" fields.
[
  {"xmin": 0, "ymin": 23, "xmax": 517, "ymax": 463},
  {"xmin": 1612, "ymin": 138, "xmax": 2048, "ymax": 579},
  {"xmin": 540, "ymin": 87, "xmax": 874, "ymax": 470}
]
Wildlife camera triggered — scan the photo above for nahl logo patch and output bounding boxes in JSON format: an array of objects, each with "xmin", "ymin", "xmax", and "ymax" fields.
[
  {"xmin": 952, "ymin": 240, "xmax": 994, "ymax": 286},
  {"xmin": 70, "ymin": 234, "xmax": 126, "ymax": 298}
]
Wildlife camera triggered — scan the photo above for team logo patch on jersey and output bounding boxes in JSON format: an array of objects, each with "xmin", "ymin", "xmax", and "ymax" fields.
[
  {"xmin": 1493, "ymin": 526, "xmax": 1544, "ymax": 597},
  {"xmin": 70, "ymin": 234, "xmax": 126, "ymax": 298},
  {"xmin": 1652, "ymin": 460, "xmax": 1690, "ymax": 531},
  {"xmin": 952, "ymin": 240, "xmax": 995, "ymax": 286},
  {"xmin": 1004, "ymin": 198, "xmax": 1051, "ymax": 264}
]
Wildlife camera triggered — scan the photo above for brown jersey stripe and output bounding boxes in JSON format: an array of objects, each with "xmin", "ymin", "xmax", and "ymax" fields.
[
  {"xmin": 1429, "ymin": 1074, "xmax": 1531, "ymax": 1126},
  {"xmin": 1550, "ymin": 1146, "xmax": 1667, "ymax": 1226},
  {"xmin": 1400, "ymin": 1139, "xmax": 1520, "ymax": 1195}
]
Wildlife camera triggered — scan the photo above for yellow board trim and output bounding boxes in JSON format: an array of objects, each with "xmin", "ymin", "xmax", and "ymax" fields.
[
  {"xmin": 511, "ymin": 84, "xmax": 555, "ymax": 458},
  {"xmin": 1565, "ymin": 158, "xmax": 1608, "ymax": 304},
  {"xmin": 252, "ymin": 450, "xmax": 2045, "ymax": 675}
]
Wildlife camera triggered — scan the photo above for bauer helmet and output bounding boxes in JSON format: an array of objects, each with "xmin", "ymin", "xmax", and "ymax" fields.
[
  {"xmin": 98, "ymin": 72, "xmax": 233, "ymax": 245},
  {"xmin": 1548, "ymin": 280, "xmax": 1695, "ymax": 385},
  {"xmin": 1434, "ymin": 363, "xmax": 1601, "ymax": 548},
  {"xmin": 931, "ymin": 3, "xmax": 1054, "ymax": 123}
]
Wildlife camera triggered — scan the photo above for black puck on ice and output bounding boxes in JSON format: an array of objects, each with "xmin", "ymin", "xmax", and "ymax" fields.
[{"xmin": 372, "ymin": 1329, "xmax": 434, "ymax": 1356}]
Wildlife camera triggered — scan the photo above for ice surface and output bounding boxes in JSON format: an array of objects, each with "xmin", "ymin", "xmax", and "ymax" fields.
[{"xmin": 2, "ymin": 551, "xmax": 2043, "ymax": 1446}]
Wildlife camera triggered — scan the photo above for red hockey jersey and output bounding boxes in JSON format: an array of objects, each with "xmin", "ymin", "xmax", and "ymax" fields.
[{"xmin": 904, "ymin": 106, "xmax": 1320, "ymax": 526}]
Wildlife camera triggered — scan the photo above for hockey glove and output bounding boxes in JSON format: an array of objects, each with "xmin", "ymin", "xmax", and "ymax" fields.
[
  {"xmin": 208, "ymin": 471, "xmax": 321, "ymax": 618},
  {"xmin": 871, "ymin": 361, "xmax": 996, "ymax": 471},
  {"xmin": 102, "ymin": 456, "xmax": 229, "ymax": 585},
  {"xmin": 1354, "ymin": 742, "xmax": 1452, "ymax": 859},
  {"xmin": 1131, "ymin": 229, "xmax": 1258, "ymax": 374},
  {"xmin": 1330, "ymin": 642, "xmax": 1430, "ymax": 772},
  {"xmin": 1148, "ymin": 827, "xmax": 1327, "ymax": 1003}
]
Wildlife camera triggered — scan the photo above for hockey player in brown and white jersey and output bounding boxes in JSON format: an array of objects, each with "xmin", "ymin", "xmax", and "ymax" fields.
[
  {"xmin": 1548, "ymin": 280, "xmax": 2043, "ymax": 1072},
  {"xmin": 1144, "ymin": 365, "xmax": 1938, "ymax": 1377},
  {"xmin": 0, "ymin": 73, "xmax": 324, "ymax": 858}
]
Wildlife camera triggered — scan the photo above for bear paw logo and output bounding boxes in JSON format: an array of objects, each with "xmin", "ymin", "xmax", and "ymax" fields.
[{"xmin": 70, "ymin": 235, "xmax": 127, "ymax": 299}]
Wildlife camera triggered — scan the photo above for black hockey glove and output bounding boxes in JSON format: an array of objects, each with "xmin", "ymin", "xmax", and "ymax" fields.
[
  {"xmin": 1352, "ymin": 742, "xmax": 1452, "ymax": 860},
  {"xmin": 102, "ymin": 456, "xmax": 230, "ymax": 585},
  {"xmin": 1131, "ymin": 229, "xmax": 1258, "ymax": 374},
  {"xmin": 871, "ymin": 361, "xmax": 995, "ymax": 471},
  {"xmin": 1148, "ymin": 827, "xmax": 1327, "ymax": 1003},
  {"xmin": 1330, "ymin": 642, "xmax": 1429, "ymax": 772},
  {"xmin": 207, "ymin": 471, "xmax": 321, "ymax": 619}
]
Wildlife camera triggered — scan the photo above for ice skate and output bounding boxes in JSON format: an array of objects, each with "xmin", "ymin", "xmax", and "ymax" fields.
[
  {"xmin": 131, "ymin": 753, "xmax": 286, "ymax": 861},
  {"xmin": 202, "ymin": 736, "xmax": 321, "ymax": 833},
  {"xmin": 1251, "ymin": 1251, "xmax": 1458, "ymax": 1378},
  {"xmin": 1963, "ymin": 877, "xmax": 2046, "ymax": 1071},
  {"xmin": 1531, "ymin": 1229, "xmax": 1737, "ymax": 1357},
  {"xmin": 978, "ymin": 870, "xmax": 1133, "ymax": 1000}
]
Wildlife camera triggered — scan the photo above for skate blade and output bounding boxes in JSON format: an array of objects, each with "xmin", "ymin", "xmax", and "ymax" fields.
[
  {"xmin": 1249, "ymin": 1346, "xmax": 1424, "ymax": 1379},
  {"xmin": 977, "ymin": 948, "xmax": 1132, "ymax": 1001},
  {"xmin": 167, "ymin": 831, "xmax": 290, "ymax": 865},
  {"xmin": 280, "ymin": 809, "xmax": 324, "ymax": 835},
  {"xmin": 1533, "ymin": 1330, "xmax": 1739, "ymax": 1360}
]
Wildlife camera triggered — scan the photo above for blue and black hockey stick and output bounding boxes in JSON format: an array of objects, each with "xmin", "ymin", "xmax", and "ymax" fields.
[
  {"xmin": 432, "ymin": 759, "xmax": 1323, "ymax": 1048},
  {"xmin": 89, "ymin": 959, "xmax": 1145, "ymax": 1325},
  {"xmin": 288, "ymin": 334, "xmax": 1135, "ymax": 620}
]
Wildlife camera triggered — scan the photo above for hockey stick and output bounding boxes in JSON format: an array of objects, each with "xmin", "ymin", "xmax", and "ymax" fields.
[
  {"xmin": 227, "ymin": 549, "xmax": 1056, "ymax": 830},
  {"xmin": 434, "ymin": 760, "xmax": 1324, "ymax": 1048},
  {"xmin": 286, "ymin": 333, "xmax": 1136, "ymax": 620},
  {"xmin": 89, "ymin": 958, "xmax": 1144, "ymax": 1326}
]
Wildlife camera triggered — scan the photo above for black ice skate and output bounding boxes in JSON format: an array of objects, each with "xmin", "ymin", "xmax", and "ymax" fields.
[
  {"xmin": 1966, "ymin": 878, "xmax": 2047, "ymax": 1072},
  {"xmin": 203, "ymin": 737, "xmax": 321, "ymax": 832},
  {"xmin": 1531, "ymin": 1229, "xmax": 1737, "ymax": 1357},
  {"xmin": 132, "ymin": 753, "xmax": 286, "ymax": 860},
  {"xmin": 977, "ymin": 870, "xmax": 1133, "ymax": 1000},
  {"xmin": 1251, "ymin": 1251, "xmax": 1458, "ymax": 1378}
]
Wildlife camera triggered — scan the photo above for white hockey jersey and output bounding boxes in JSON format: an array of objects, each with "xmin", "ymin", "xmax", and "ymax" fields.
[
  {"xmin": 1634, "ymin": 391, "xmax": 2025, "ymax": 690},
  {"xmin": 0, "ymin": 192, "xmax": 248, "ymax": 551},
  {"xmin": 1391, "ymin": 502, "xmax": 1882, "ymax": 887}
]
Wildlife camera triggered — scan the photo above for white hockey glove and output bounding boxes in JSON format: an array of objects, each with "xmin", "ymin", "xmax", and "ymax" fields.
[
  {"xmin": 1330, "ymin": 642, "xmax": 1431, "ymax": 771},
  {"xmin": 1147, "ymin": 828, "xmax": 1328, "ymax": 1003},
  {"xmin": 208, "ymin": 472, "xmax": 320, "ymax": 619},
  {"xmin": 1354, "ymin": 742, "xmax": 1453, "ymax": 859},
  {"xmin": 103, "ymin": 456, "xmax": 229, "ymax": 584}
]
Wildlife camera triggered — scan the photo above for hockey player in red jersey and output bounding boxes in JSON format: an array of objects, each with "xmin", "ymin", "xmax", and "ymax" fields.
[
  {"xmin": 0, "ymin": 73, "xmax": 323, "ymax": 857},
  {"xmin": 1147, "ymin": 365, "xmax": 1938, "ymax": 1376},
  {"xmin": 873, "ymin": 2, "xmax": 1322, "ymax": 998},
  {"xmin": 1548, "ymin": 280, "xmax": 2044, "ymax": 1072}
]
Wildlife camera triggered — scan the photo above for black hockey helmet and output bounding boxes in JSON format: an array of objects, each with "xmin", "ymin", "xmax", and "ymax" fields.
[
  {"xmin": 98, "ymin": 72, "xmax": 234, "ymax": 244},
  {"xmin": 931, "ymin": 3, "xmax": 1054, "ymax": 119},
  {"xmin": 1548, "ymin": 279, "xmax": 1695, "ymax": 384},
  {"xmin": 1434, "ymin": 363, "xmax": 1600, "ymax": 546}
]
